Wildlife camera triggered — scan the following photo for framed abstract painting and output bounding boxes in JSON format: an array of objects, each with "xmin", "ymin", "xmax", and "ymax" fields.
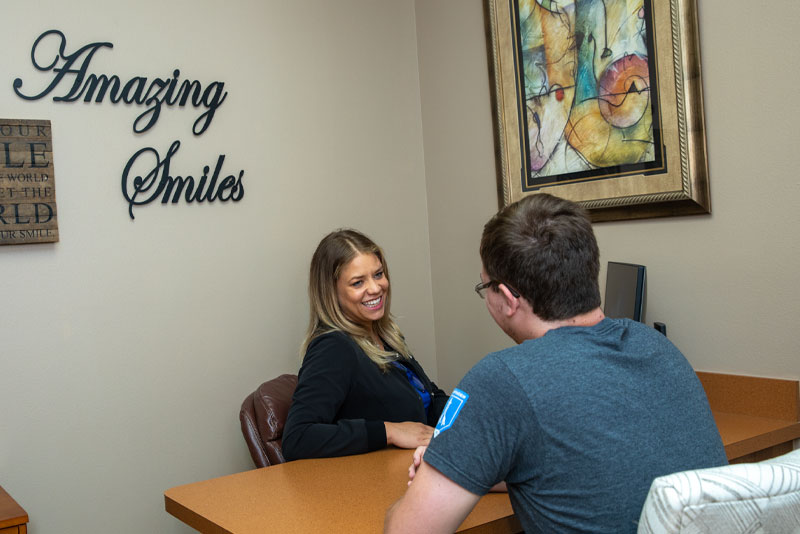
[{"xmin": 485, "ymin": 0, "xmax": 710, "ymax": 221}]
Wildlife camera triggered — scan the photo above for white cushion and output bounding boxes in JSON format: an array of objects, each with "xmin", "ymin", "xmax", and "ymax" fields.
[{"xmin": 637, "ymin": 448, "xmax": 800, "ymax": 533}]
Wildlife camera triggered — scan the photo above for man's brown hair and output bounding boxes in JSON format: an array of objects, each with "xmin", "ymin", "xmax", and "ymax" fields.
[{"xmin": 480, "ymin": 194, "xmax": 601, "ymax": 321}]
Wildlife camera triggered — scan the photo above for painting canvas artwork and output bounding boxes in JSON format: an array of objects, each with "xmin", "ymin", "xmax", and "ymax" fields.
[
  {"xmin": 519, "ymin": 0, "xmax": 663, "ymax": 186},
  {"xmin": 486, "ymin": 0, "xmax": 710, "ymax": 221}
]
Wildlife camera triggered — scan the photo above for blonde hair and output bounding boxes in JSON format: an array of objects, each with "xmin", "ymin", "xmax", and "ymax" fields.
[{"xmin": 301, "ymin": 229, "xmax": 411, "ymax": 369}]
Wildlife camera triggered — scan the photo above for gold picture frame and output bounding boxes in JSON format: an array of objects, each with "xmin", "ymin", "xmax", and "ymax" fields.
[{"xmin": 485, "ymin": 0, "xmax": 710, "ymax": 222}]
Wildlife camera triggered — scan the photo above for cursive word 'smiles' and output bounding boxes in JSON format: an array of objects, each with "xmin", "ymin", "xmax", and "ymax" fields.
[{"xmin": 122, "ymin": 140, "xmax": 244, "ymax": 220}]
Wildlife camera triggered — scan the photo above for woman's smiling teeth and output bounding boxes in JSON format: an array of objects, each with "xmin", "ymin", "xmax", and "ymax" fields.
[{"xmin": 363, "ymin": 296, "xmax": 382, "ymax": 309}]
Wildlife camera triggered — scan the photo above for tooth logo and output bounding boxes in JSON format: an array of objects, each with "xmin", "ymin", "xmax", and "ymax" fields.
[{"xmin": 433, "ymin": 388, "xmax": 469, "ymax": 438}]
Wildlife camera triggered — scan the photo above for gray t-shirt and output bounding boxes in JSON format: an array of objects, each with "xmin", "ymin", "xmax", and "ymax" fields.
[{"xmin": 425, "ymin": 318, "xmax": 727, "ymax": 533}]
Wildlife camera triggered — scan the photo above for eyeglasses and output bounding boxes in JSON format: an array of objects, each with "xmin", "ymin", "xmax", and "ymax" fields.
[{"xmin": 474, "ymin": 276, "xmax": 520, "ymax": 299}]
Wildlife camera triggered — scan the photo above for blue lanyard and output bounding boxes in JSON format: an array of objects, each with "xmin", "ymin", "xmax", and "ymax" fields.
[{"xmin": 392, "ymin": 361, "xmax": 431, "ymax": 413}]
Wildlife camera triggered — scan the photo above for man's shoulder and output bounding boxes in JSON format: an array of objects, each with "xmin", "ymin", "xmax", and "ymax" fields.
[
  {"xmin": 466, "ymin": 347, "xmax": 519, "ymax": 377},
  {"xmin": 455, "ymin": 348, "xmax": 530, "ymax": 399}
]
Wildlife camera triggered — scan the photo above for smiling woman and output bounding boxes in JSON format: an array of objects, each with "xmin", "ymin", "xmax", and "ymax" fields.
[
  {"xmin": 282, "ymin": 229, "xmax": 449, "ymax": 461},
  {"xmin": 336, "ymin": 252, "xmax": 389, "ymax": 335}
]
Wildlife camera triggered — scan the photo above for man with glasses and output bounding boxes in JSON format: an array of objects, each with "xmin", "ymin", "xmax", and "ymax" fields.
[{"xmin": 385, "ymin": 194, "xmax": 726, "ymax": 534}]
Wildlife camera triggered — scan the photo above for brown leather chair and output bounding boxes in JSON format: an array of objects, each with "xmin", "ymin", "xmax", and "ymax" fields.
[{"xmin": 239, "ymin": 374, "xmax": 298, "ymax": 468}]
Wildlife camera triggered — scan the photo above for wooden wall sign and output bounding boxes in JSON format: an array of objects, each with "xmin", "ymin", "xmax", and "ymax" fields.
[{"xmin": 0, "ymin": 119, "xmax": 58, "ymax": 245}]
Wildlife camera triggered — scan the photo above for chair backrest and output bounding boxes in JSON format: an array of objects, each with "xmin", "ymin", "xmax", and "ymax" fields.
[
  {"xmin": 239, "ymin": 374, "xmax": 298, "ymax": 468},
  {"xmin": 637, "ymin": 448, "xmax": 800, "ymax": 533}
]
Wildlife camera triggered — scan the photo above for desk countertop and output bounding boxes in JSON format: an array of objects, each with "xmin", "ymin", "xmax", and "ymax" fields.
[
  {"xmin": 165, "ymin": 448, "xmax": 520, "ymax": 534},
  {"xmin": 0, "ymin": 485, "xmax": 28, "ymax": 531},
  {"xmin": 714, "ymin": 411, "xmax": 800, "ymax": 460},
  {"xmin": 698, "ymin": 371, "xmax": 800, "ymax": 462}
]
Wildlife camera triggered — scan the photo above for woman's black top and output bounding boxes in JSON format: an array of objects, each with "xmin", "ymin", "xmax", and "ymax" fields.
[{"xmin": 282, "ymin": 330, "xmax": 448, "ymax": 460}]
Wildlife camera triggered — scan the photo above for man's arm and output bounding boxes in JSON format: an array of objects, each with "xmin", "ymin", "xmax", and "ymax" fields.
[{"xmin": 384, "ymin": 459, "xmax": 480, "ymax": 534}]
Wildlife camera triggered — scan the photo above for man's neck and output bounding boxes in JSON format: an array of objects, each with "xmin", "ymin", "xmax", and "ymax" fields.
[{"xmin": 524, "ymin": 307, "xmax": 606, "ymax": 342}]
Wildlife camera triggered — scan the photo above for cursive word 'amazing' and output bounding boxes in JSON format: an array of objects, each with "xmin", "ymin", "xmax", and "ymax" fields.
[{"xmin": 13, "ymin": 30, "xmax": 227, "ymax": 135}]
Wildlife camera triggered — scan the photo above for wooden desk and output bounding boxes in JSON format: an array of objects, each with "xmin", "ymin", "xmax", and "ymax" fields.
[
  {"xmin": 165, "ymin": 448, "xmax": 521, "ymax": 534},
  {"xmin": 698, "ymin": 372, "xmax": 800, "ymax": 463},
  {"xmin": 0, "ymin": 486, "xmax": 28, "ymax": 534}
]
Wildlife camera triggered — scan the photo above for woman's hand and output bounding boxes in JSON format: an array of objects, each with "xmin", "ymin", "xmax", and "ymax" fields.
[
  {"xmin": 407, "ymin": 445, "xmax": 427, "ymax": 485},
  {"xmin": 384, "ymin": 422, "xmax": 434, "ymax": 449}
]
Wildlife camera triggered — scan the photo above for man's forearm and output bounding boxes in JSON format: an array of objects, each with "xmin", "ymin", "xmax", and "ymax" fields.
[
  {"xmin": 384, "ymin": 495, "xmax": 412, "ymax": 533},
  {"xmin": 384, "ymin": 460, "xmax": 480, "ymax": 533}
]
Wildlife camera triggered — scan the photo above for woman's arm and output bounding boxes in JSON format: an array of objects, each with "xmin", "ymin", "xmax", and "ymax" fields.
[
  {"xmin": 384, "ymin": 421, "xmax": 433, "ymax": 448},
  {"xmin": 282, "ymin": 333, "xmax": 386, "ymax": 460}
]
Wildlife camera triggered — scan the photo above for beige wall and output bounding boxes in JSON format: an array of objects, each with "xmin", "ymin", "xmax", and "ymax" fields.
[
  {"xmin": 415, "ymin": 1, "xmax": 514, "ymax": 383},
  {"xmin": 416, "ymin": 0, "xmax": 800, "ymax": 390},
  {"xmin": 0, "ymin": 2, "xmax": 436, "ymax": 533}
]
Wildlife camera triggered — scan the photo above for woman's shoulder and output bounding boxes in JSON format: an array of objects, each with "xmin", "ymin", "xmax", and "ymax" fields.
[
  {"xmin": 308, "ymin": 329, "xmax": 356, "ymax": 349},
  {"xmin": 304, "ymin": 330, "xmax": 362, "ymax": 364}
]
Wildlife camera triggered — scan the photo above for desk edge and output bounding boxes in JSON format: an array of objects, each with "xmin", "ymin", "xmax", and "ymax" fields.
[
  {"xmin": 165, "ymin": 493, "xmax": 231, "ymax": 534},
  {"xmin": 0, "ymin": 486, "xmax": 28, "ymax": 530},
  {"xmin": 724, "ymin": 421, "xmax": 800, "ymax": 459}
]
